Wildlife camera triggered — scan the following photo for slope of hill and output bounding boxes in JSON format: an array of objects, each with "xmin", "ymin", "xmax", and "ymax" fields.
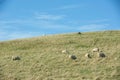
[{"xmin": 0, "ymin": 30, "xmax": 120, "ymax": 80}]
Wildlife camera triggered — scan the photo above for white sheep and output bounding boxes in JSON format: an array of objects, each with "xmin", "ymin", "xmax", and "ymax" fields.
[
  {"xmin": 12, "ymin": 56, "xmax": 20, "ymax": 60},
  {"xmin": 62, "ymin": 50, "xmax": 69, "ymax": 54},
  {"xmin": 85, "ymin": 53, "xmax": 91, "ymax": 58},
  {"xmin": 92, "ymin": 48, "xmax": 99, "ymax": 52}
]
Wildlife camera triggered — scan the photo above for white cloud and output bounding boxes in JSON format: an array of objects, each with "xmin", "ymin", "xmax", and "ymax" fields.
[
  {"xmin": 57, "ymin": 4, "xmax": 82, "ymax": 10},
  {"xmin": 0, "ymin": 19, "xmax": 34, "ymax": 24},
  {"xmin": 35, "ymin": 14, "xmax": 65, "ymax": 20},
  {"xmin": 0, "ymin": 13, "xmax": 111, "ymax": 41},
  {"xmin": 0, "ymin": 18, "xmax": 72, "ymax": 41}
]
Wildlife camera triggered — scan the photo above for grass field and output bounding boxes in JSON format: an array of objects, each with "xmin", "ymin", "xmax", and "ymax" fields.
[{"xmin": 0, "ymin": 30, "xmax": 120, "ymax": 80}]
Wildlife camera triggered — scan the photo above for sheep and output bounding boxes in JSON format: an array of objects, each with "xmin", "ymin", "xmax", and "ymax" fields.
[
  {"xmin": 92, "ymin": 48, "xmax": 99, "ymax": 52},
  {"xmin": 62, "ymin": 50, "xmax": 69, "ymax": 54},
  {"xmin": 12, "ymin": 56, "xmax": 20, "ymax": 61},
  {"xmin": 69, "ymin": 54, "xmax": 77, "ymax": 60},
  {"xmin": 62, "ymin": 50, "xmax": 77, "ymax": 60},
  {"xmin": 97, "ymin": 51, "xmax": 106, "ymax": 58},
  {"xmin": 78, "ymin": 32, "xmax": 82, "ymax": 34},
  {"xmin": 85, "ymin": 53, "xmax": 91, "ymax": 58}
]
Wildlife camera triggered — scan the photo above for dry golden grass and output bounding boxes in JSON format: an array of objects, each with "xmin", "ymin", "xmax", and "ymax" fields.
[{"xmin": 0, "ymin": 30, "xmax": 120, "ymax": 80}]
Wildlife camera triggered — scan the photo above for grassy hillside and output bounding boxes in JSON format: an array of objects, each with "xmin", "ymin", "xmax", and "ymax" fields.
[{"xmin": 0, "ymin": 30, "xmax": 120, "ymax": 80}]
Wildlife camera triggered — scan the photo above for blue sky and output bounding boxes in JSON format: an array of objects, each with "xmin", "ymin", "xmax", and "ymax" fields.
[{"xmin": 0, "ymin": 0, "xmax": 120, "ymax": 41}]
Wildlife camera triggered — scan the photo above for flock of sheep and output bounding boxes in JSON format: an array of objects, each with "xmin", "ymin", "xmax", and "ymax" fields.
[
  {"xmin": 12, "ymin": 47, "xmax": 106, "ymax": 61},
  {"xmin": 62, "ymin": 48, "xmax": 106, "ymax": 60}
]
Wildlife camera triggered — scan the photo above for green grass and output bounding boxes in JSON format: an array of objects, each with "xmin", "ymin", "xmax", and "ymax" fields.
[{"xmin": 0, "ymin": 30, "xmax": 120, "ymax": 80}]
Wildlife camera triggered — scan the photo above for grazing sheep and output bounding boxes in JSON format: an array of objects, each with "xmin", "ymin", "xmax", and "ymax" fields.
[
  {"xmin": 92, "ymin": 48, "xmax": 99, "ymax": 52},
  {"xmin": 97, "ymin": 51, "xmax": 106, "ymax": 58},
  {"xmin": 12, "ymin": 56, "xmax": 20, "ymax": 60},
  {"xmin": 69, "ymin": 55, "xmax": 77, "ymax": 60},
  {"xmin": 85, "ymin": 53, "xmax": 91, "ymax": 58},
  {"xmin": 78, "ymin": 32, "xmax": 82, "ymax": 34},
  {"xmin": 62, "ymin": 50, "xmax": 69, "ymax": 54}
]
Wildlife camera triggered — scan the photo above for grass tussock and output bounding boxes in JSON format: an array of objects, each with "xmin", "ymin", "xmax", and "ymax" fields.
[{"xmin": 0, "ymin": 30, "xmax": 120, "ymax": 80}]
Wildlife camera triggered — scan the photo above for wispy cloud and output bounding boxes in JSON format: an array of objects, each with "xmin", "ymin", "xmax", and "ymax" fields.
[
  {"xmin": 58, "ymin": 4, "xmax": 82, "ymax": 10},
  {"xmin": 35, "ymin": 14, "xmax": 65, "ymax": 20},
  {"xmin": 0, "ymin": 19, "xmax": 42, "ymax": 41},
  {"xmin": 0, "ymin": 13, "xmax": 111, "ymax": 41},
  {"xmin": 0, "ymin": 16, "xmax": 73, "ymax": 41}
]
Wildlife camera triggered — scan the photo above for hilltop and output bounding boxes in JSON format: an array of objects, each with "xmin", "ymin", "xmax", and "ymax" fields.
[{"xmin": 0, "ymin": 30, "xmax": 120, "ymax": 80}]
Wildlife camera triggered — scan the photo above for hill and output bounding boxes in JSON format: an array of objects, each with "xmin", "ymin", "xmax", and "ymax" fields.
[{"xmin": 0, "ymin": 30, "xmax": 120, "ymax": 80}]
